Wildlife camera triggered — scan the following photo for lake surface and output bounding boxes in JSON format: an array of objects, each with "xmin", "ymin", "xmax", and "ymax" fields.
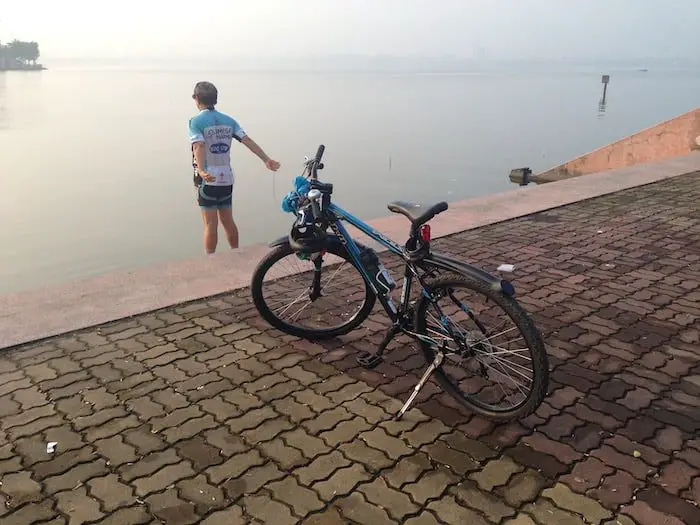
[{"xmin": 1, "ymin": 59, "xmax": 699, "ymax": 294}]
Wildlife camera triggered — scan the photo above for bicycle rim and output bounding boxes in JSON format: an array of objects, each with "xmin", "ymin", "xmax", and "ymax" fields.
[{"xmin": 251, "ymin": 242, "xmax": 376, "ymax": 340}]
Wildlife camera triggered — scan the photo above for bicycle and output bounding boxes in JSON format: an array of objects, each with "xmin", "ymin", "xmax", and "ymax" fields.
[{"xmin": 251, "ymin": 145, "xmax": 549, "ymax": 421}]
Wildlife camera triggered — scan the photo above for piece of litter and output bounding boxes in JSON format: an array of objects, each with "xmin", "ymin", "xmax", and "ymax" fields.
[
  {"xmin": 597, "ymin": 230, "xmax": 604, "ymax": 234},
  {"xmin": 497, "ymin": 264, "xmax": 515, "ymax": 273},
  {"xmin": 46, "ymin": 442, "xmax": 58, "ymax": 454},
  {"xmin": 633, "ymin": 450, "xmax": 642, "ymax": 458}
]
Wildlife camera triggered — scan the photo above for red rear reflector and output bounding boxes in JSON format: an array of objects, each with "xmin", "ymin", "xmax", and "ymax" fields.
[{"xmin": 420, "ymin": 224, "xmax": 431, "ymax": 242}]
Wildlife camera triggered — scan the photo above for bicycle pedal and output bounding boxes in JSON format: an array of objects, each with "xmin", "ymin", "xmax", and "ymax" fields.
[{"xmin": 356, "ymin": 351, "xmax": 384, "ymax": 369}]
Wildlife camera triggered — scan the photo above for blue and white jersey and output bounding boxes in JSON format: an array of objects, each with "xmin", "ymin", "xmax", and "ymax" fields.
[{"xmin": 188, "ymin": 109, "xmax": 247, "ymax": 186}]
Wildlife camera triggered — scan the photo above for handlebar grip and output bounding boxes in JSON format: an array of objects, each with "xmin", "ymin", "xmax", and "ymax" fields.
[{"xmin": 314, "ymin": 145, "xmax": 325, "ymax": 163}]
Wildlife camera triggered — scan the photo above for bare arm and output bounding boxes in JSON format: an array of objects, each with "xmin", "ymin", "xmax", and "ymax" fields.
[
  {"xmin": 192, "ymin": 142, "xmax": 215, "ymax": 182},
  {"xmin": 242, "ymin": 136, "xmax": 280, "ymax": 171}
]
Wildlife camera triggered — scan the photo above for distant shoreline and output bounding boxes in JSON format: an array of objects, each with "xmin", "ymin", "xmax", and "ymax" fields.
[{"xmin": 0, "ymin": 64, "xmax": 47, "ymax": 71}]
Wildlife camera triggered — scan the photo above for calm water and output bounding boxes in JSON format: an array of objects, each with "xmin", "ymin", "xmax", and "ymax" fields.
[{"xmin": 1, "ymin": 60, "xmax": 699, "ymax": 294}]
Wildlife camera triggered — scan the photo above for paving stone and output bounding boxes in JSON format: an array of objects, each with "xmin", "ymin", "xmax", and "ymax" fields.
[
  {"xmin": 303, "ymin": 406, "xmax": 354, "ymax": 435},
  {"xmin": 201, "ymin": 429, "xmax": 247, "ymax": 460},
  {"xmin": 339, "ymin": 440, "xmax": 394, "ymax": 473},
  {"xmin": 223, "ymin": 462, "xmax": 285, "ymax": 499},
  {"xmin": 313, "ymin": 463, "xmax": 371, "ymax": 501},
  {"xmin": 591, "ymin": 445, "xmax": 656, "ymax": 480},
  {"xmin": 404, "ymin": 511, "xmax": 443, "ymax": 525},
  {"xmin": 319, "ymin": 416, "xmax": 371, "ymax": 446},
  {"xmin": 651, "ymin": 426, "xmax": 686, "ymax": 454},
  {"xmin": 523, "ymin": 498, "xmax": 585, "ymax": 525},
  {"xmin": 336, "ymin": 492, "xmax": 397, "ymax": 525},
  {"xmin": 94, "ymin": 434, "xmax": 139, "ymax": 467},
  {"xmin": 359, "ymin": 476, "xmax": 419, "ymax": 520},
  {"xmin": 199, "ymin": 506, "xmax": 247, "ymax": 525},
  {"xmin": 635, "ymin": 485, "xmax": 700, "ymax": 525},
  {"xmin": 543, "ymin": 482, "xmax": 612, "ymax": 524},
  {"xmin": 2, "ymin": 500, "xmax": 56, "ymax": 524},
  {"xmin": 295, "ymin": 451, "xmax": 351, "ymax": 486},
  {"xmin": 272, "ymin": 396, "xmax": 316, "ymax": 423},
  {"xmin": 91, "ymin": 506, "xmax": 152, "ymax": 525},
  {"xmin": 452, "ymin": 482, "xmax": 516, "ymax": 522},
  {"xmin": 282, "ymin": 428, "xmax": 332, "ymax": 460},
  {"xmin": 267, "ymin": 477, "xmax": 325, "ymax": 517},
  {"xmin": 206, "ymin": 449, "xmax": 265, "ymax": 484},
  {"xmin": 241, "ymin": 493, "xmax": 297, "ymax": 525},
  {"xmin": 360, "ymin": 427, "xmax": 413, "ymax": 459},
  {"xmin": 87, "ymin": 474, "xmax": 134, "ymax": 511},
  {"xmin": 303, "ymin": 507, "xmax": 346, "ymax": 525},
  {"xmin": 404, "ymin": 467, "xmax": 459, "ymax": 505},
  {"xmin": 146, "ymin": 488, "xmax": 198, "ymax": 525},
  {"xmin": 561, "ymin": 457, "xmax": 615, "ymax": 493},
  {"xmin": 56, "ymin": 486, "xmax": 104, "ymax": 524},
  {"xmin": 120, "ymin": 448, "xmax": 180, "ymax": 482},
  {"xmin": 621, "ymin": 501, "xmax": 687, "ymax": 525},
  {"xmin": 590, "ymin": 470, "xmax": 644, "ymax": 509},
  {"xmin": 501, "ymin": 469, "xmax": 548, "ymax": 507},
  {"xmin": 260, "ymin": 438, "xmax": 307, "ymax": 469},
  {"xmin": 177, "ymin": 475, "xmax": 226, "ymax": 513},
  {"xmin": 293, "ymin": 389, "xmax": 335, "ymax": 412},
  {"xmin": 428, "ymin": 494, "xmax": 489, "ymax": 525},
  {"xmin": 0, "ymin": 471, "xmax": 42, "ymax": 507},
  {"xmin": 123, "ymin": 426, "xmax": 168, "ymax": 455},
  {"xmin": 133, "ymin": 461, "xmax": 196, "ymax": 496},
  {"xmin": 654, "ymin": 459, "xmax": 697, "ymax": 494},
  {"xmin": 402, "ymin": 419, "xmax": 451, "ymax": 448},
  {"xmin": 470, "ymin": 456, "xmax": 523, "ymax": 491},
  {"xmin": 503, "ymin": 515, "xmax": 538, "ymax": 525}
]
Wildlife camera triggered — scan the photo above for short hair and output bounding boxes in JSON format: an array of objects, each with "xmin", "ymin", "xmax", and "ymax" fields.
[{"xmin": 193, "ymin": 81, "xmax": 218, "ymax": 107}]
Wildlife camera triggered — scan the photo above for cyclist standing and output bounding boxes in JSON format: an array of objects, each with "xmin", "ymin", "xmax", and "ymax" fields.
[{"xmin": 188, "ymin": 81, "xmax": 280, "ymax": 254}]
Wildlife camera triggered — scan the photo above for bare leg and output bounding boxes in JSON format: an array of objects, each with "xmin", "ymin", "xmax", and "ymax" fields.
[
  {"xmin": 201, "ymin": 209, "xmax": 219, "ymax": 254},
  {"xmin": 218, "ymin": 207, "xmax": 239, "ymax": 249}
]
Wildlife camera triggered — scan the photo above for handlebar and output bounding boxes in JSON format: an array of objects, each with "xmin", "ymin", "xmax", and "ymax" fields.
[
  {"xmin": 314, "ymin": 144, "xmax": 325, "ymax": 164},
  {"xmin": 308, "ymin": 144, "xmax": 325, "ymax": 180}
]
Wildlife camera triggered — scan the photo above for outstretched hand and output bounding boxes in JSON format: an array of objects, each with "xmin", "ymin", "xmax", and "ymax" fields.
[{"xmin": 265, "ymin": 159, "xmax": 281, "ymax": 172}]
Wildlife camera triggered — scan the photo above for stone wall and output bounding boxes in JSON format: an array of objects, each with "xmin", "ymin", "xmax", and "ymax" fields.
[{"xmin": 533, "ymin": 108, "xmax": 700, "ymax": 183}]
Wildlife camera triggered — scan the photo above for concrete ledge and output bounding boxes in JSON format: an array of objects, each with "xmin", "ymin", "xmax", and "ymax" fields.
[
  {"xmin": 2, "ymin": 152, "xmax": 699, "ymax": 350},
  {"xmin": 533, "ymin": 108, "xmax": 700, "ymax": 183}
]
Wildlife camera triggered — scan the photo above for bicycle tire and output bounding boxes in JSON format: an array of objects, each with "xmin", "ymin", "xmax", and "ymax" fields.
[
  {"xmin": 251, "ymin": 241, "xmax": 376, "ymax": 340},
  {"xmin": 414, "ymin": 272, "xmax": 549, "ymax": 421}
]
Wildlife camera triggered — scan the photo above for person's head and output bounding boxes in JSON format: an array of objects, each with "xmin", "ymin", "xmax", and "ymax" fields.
[{"xmin": 192, "ymin": 81, "xmax": 218, "ymax": 109}]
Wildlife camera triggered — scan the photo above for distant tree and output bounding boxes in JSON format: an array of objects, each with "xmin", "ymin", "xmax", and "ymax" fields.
[
  {"xmin": 0, "ymin": 39, "xmax": 41, "ymax": 68},
  {"xmin": 26, "ymin": 41, "xmax": 40, "ymax": 65}
]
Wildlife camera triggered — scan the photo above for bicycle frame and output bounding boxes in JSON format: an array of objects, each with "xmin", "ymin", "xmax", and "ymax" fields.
[{"xmin": 326, "ymin": 203, "xmax": 414, "ymax": 322}]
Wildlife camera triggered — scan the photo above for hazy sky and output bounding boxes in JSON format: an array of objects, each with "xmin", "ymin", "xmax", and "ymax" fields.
[{"xmin": 3, "ymin": 0, "xmax": 699, "ymax": 61}]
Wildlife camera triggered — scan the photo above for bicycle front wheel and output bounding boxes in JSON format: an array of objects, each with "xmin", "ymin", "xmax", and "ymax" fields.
[
  {"xmin": 251, "ymin": 242, "xmax": 376, "ymax": 340},
  {"xmin": 414, "ymin": 273, "xmax": 549, "ymax": 421}
]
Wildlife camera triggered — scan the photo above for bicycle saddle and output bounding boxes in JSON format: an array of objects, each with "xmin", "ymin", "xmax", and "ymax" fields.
[{"xmin": 387, "ymin": 201, "xmax": 448, "ymax": 227}]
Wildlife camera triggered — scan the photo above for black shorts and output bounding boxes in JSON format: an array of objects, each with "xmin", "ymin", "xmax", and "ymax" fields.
[{"xmin": 197, "ymin": 184, "xmax": 233, "ymax": 209}]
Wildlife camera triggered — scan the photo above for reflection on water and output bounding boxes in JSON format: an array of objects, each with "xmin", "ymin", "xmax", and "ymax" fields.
[
  {"xmin": 597, "ymin": 95, "xmax": 608, "ymax": 119},
  {"xmin": 597, "ymin": 79, "xmax": 609, "ymax": 119}
]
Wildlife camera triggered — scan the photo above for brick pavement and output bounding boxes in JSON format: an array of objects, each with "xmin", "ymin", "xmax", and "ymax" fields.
[{"xmin": 0, "ymin": 172, "xmax": 698, "ymax": 524}]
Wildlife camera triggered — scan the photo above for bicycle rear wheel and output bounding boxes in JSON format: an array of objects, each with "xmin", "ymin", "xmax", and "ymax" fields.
[
  {"xmin": 414, "ymin": 273, "xmax": 548, "ymax": 421},
  {"xmin": 251, "ymin": 241, "xmax": 376, "ymax": 340}
]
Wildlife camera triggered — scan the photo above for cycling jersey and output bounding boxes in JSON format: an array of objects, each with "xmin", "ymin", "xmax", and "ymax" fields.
[{"xmin": 188, "ymin": 108, "xmax": 247, "ymax": 186}]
